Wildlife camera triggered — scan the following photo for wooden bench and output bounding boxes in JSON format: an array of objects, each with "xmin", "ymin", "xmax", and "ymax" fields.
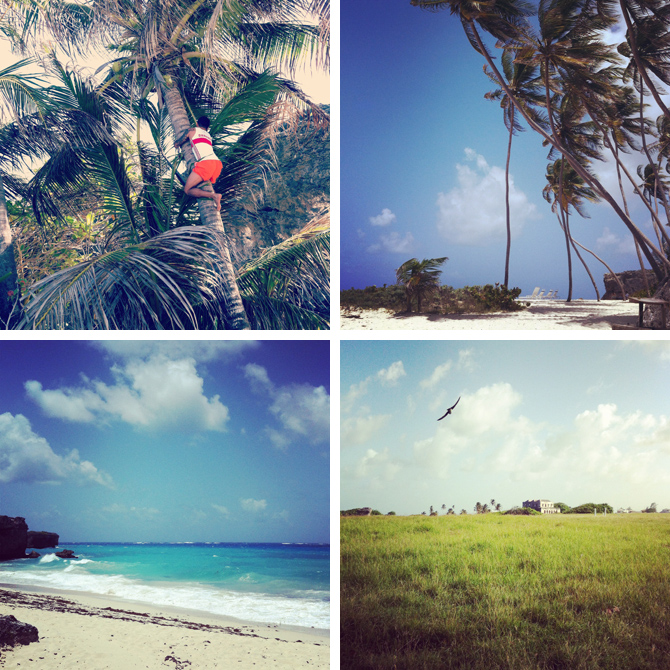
[{"xmin": 612, "ymin": 297, "xmax": 670, "ymax": 330}]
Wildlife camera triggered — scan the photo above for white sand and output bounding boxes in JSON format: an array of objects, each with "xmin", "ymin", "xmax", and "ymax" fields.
[
  {"xmin": 340, "ymin": 299, "xmax": 640, "ymax": 330},
  {"xmin": 0, "ymin": 586, "xmax": 328, "ymax": 669}
]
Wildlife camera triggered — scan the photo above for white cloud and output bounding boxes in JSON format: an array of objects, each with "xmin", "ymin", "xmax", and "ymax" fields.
[
  {"xmin": 341, "ymin": 414, "xmax": 392, "ymax": 448},
  {"xmin": 93, "ymin": 341, "xmax": 258, "ymax": 362},
  {"xmin": 596, "ymin": 226, "xmax": 636, "ymax": 255},
  {"xmin": 377, "ymin": 361, "xmax": 406, "ymax": 386},
  {"xmin": 211, "ymin": 504, "xmax": 230, "ymax": 517},
  {"xmin": 245, "ymin": 364, "xmax": 330, "ymax": 448},
  {"xmin": 26, "ymin": 355, "xmax": 229, "ymax": 433},
  {"xmin": 240, "ymin": 498, "xmax": 267, "ymax": 512},
  {"xmin": 436, "ymin": 148, "xmax": 536, "ymax": 245},
  {"xmin": 0, "ymin": 412, "xmax": 113, "ymax": 487},
  {"xmin": 420, "ymin": 361, "xmax": 452, "ymax": 389},
  {"xmin": 369, "ymin": 208, "xmax": 396, "ymax": 227},
  {"xmin": 367, "ymin": 231, "xmax": 415, "ymax": 254}
]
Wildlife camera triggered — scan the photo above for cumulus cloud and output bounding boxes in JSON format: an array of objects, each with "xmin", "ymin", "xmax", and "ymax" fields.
[
  {"xmin": 420, "ymin": 361, "xmax": 452, "ymax": 389},
  {"xmin": 436, "ymin": 148, "xmax": 536, "ymax": 245},
  {"xmin": 0, "ymin": 412, "xmax": 113, "ymax": 487},
  {"xmin": 244, "ymin": 364, "xmax": 330, "ymax": 448},
  {"xmin": 211, "ymin": 504, "xmax": 230, "ymax": 517},
  {"xmin": 367, "ymin": 231, "xmax": 415, "ymax": 254},
  {"xmin": 240, "ymin": 498, "xmax": 267, "ymax": 512},
  {"xmin": 596, "ymin": 226, "xmax": 636, "ymax": 255},
  {"xmin": 377, "ymin": 361, "xmax": 406, "ymax": 386},
  {"xmin": 342, "ymin": 361, "xmax": 406, "ymax": 416},
  {"xmin": 93, "ymin": 341, "xmax": 258, "ymax": 362},
  {"xmin": 341, "ymin": 414, "xmax": 392, "ymax": 448},
  {"xmin": 26, "ymin": 356, "xmax": 229, "ymax": 433},
  {"xmin": 369, "ymin": 208, "xmax": 396, "ymax": 227}
]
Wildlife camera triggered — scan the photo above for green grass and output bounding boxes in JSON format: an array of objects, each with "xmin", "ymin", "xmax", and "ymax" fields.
[{"xmin": 341, "ymin": 514, "xmax": 670, "ymax": 669}]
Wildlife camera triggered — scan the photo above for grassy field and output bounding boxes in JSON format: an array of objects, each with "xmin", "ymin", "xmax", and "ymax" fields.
[{"xmin": 341, "ymin": 514, "xmax": 670, "ymax": 669}]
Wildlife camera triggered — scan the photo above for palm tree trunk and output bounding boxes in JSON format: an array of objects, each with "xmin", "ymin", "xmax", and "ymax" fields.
[
  {"xmin": 568, "ymin": 229, "xmax": 599, "ymax": 300},
  {"xmin": 557, "ymin": 159, "xmax": 573, "ymax": 302},
  {"xmin": 468, "ymin": 21, "xmax": 668, "ymax": 279},
  {"xmin": 504, "ymin": 116, "xmax": 513, "ymax": 287},
  {"xmin": 571, "ymin": 237, "xmax": 626, "ymax": 300},
  {"xmin": 163, "ymin": 86, "xmax": 250, "ymax": 330},
  {"xmin": 0, "ymin": 172, "xmax": 18, "ymax": 327}
]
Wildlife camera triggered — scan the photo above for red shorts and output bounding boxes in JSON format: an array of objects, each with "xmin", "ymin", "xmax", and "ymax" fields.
[{"xmin": 193, "ymin": 159, "xmax": 222, "ymax": 183}]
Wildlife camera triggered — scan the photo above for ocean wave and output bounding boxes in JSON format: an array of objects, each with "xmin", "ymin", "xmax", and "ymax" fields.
[{"xmin": 0, "ymin": 567, "xmax": 329, "ymax": 628}]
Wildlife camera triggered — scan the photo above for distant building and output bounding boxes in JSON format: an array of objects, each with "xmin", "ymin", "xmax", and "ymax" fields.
[{"xmin": 523, "ymin": 499, "xmax": 560, "ymax": 514}]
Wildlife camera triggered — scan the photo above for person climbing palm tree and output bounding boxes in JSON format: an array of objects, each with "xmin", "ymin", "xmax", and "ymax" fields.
[{"xmin": 174, "ymin": 116, "xmax": 223, "ymax": 211}]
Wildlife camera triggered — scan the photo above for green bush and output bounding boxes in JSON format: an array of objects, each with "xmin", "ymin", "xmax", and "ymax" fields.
[
  {"xmin": 566, "ymin": 502, "xmax": 613, "ymax": 514},
  {"xmin": 341, "ymin": 283, "xmax": 524, "ymax": 314},
  {"xmin": 502, "ymin": 506, "xmax": 541, "ymax": 515}
]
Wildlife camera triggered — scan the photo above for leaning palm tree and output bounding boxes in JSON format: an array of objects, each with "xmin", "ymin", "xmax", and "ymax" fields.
[
  {"xmin": 395, "ymin": 256, "xmax": 448, "ymax": 312},
  {"xmin": 485, "ymin": 47, "xmax": 546, "ymax": 287},
  {"xmin": 13, "ymin": 0, "xmax": 329, "ymax": 329}
]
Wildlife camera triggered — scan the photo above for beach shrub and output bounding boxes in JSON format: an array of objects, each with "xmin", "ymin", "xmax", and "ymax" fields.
[{"xmin": 341, "ymin": 283, "xmax": 524, "ymax": 314}]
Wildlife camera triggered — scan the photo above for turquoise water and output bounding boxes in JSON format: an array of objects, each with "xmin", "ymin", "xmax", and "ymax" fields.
[{"xmin": 0, "ymin": 543, "xmax": 329, "ymax": 629}]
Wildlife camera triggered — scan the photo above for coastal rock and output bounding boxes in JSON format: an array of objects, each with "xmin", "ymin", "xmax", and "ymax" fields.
[
  {"xmin": 642, "ymin": 276, "xmax": 670, "ymax": 329},
  {"xmin": 26, "ymin": 551, "xmax": 40, "ymax": 559},
  {"xmin": 55, "ymin": 549, "xmax": 78, "ymax": 559},
  {"xmin": 0, "ymin": 614, "xmax": 39, "ymax": 647},
  {"xmin": 602, "ymin": 270, "xmax": 656, "ymax": 300},
  {"xmin": 27, "ymin": 531, "xmax": 59, "ymax": 549},
  {"xmin": 0, "ymin": 516, "xmax": 28, "ymax": 561}
]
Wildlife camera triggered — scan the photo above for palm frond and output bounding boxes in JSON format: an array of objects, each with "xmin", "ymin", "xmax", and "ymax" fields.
[{"xmin": 18, "ymin": 226, "xmax": 232, "ymax": 330}]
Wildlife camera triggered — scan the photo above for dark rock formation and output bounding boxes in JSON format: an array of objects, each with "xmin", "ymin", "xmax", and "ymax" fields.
[
  {"xmin": 0, "ymin": 516, "xmax": 28, "ymax": 561},
  {"xmin": 0, "ymin": 615, "xmax": 39, "ymax": 648},
  {"xmin": 26, "ymin": 551, "xmax": 40, "ymax": 559},
  {"xmin": 603, "ymin": 270, "xmax": 656, "ymax": 300},
  {"xmin": 642, "ymin": 276, "xmax": 670, "ymax": 328},
  {"xmin": 26, "ymin": 531, "xmax": 59, "ymax": 549},
  {"xmin": 55, "ymin": 550, "xmax": 78, "ymax": 559}
]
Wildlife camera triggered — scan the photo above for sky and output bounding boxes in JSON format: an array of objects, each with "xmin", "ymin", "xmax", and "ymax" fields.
[
  {"xmin": 341, "ymin": 340, "xmax": 670, "ymax": 515},
  {"xmin": 0, "ymin": 340, "xmax": 330, "ymax": 543},
  {"xmin": 341, "ymin": 0, "xmax": 670, "ymax": 299}
]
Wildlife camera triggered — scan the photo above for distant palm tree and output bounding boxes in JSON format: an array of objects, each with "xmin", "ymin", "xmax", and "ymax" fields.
[
  {"xmin": 475, "ymin": 501, "xmax": 482, "ymax": 514},
  {"xmin": 442, "ymin": 504, "xmax": 446, "ymax": 514},
  {"xmin": 460, "ymin": 509, "xmax": 467, "ymax": 515},
  {"xmin": 496, "ymin": 503, "xmax": 502, "ymax": 512},
  {"xmin": 395, "ymin": 256, "xmax": 448, "ymax": 312},
  {"xmin": 482, "ymin": 504, "xmax": 490, "ymax": 513}
]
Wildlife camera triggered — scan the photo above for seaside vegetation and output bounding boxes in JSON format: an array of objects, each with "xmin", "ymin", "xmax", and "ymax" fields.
[
  {"xmin": 407, "ymin": 0, "xmax": 670, "ymax": 306},
  {"xmin": 341, "ymin": 282, "xmax": 523, "ymax": 315},
  {"xmin": 341, "ymin": 513, "xmax": 670, "ymax": 669},
  {"xmin": 0, "ymin": 0, "xmax": 329, "ymax": 330}
]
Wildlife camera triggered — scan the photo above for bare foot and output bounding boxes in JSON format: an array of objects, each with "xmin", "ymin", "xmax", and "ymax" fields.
[{"xmin": 214, "ymin": 193, "xmax": 222, "ymax": 211}]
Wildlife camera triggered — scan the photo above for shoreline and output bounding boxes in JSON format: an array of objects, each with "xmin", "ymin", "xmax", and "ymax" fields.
[
  {"xmin": 341, "ymin": 299, "xmax": 640, "ymax": 330},
  {"xmin": 0, "ymin": 584, "xmax": 328, "ymax": 668}
]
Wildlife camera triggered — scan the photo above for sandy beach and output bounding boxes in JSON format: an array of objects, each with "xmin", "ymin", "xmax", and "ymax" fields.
[
  {"xmin": 341, "ymin": 299, "xmax": 641, "ymax": 330},
  {"xmin": 0, "ymin": 586, "xmax": 329, "ymax": 669}
]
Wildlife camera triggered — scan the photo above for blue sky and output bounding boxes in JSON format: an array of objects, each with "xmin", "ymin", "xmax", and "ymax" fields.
[
  {"xmin": 0, "ymin": 340, "xmax": 330, "ymax": 543},
  {"xmin": 341, "ymin": 0, "xmax": 670, "ymax": 298},
  {"xmin": 341, "ymin": 340, "xmax": 670, "ymax": 514}
]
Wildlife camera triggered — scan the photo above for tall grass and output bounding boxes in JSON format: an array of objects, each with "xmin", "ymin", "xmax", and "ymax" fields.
[{"xmin": 341, "ymin": 514, "xmax": 670, "ymax": 669}]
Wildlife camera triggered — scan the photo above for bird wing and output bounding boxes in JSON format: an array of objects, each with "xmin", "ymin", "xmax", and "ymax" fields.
[{"xmin": 437, "ymin": 397, "xmax": 460, "ymax": 421}]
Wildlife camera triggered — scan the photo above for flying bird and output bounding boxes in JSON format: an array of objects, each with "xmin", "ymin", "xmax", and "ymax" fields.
[{"xmin": 437, "ymin": 397, "xmax": 460, "ymax": 421}]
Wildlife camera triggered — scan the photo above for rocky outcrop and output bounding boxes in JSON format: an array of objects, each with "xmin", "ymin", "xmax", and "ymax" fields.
[
  {"xmin": 26, "ymin": 531, "xmax": 59, "ymax": 549},
  {"xmin": 55, "ymin": 550, "xmax": 78, "ymax": 559},
  {"xmin": 603, "ymin": 270, "xmax": 656, "ymax": 300},
  {"xmin": 0, "ymin": 516, "xmax": 28, "ymax": 561},
  {"xmin": 0, "ymin": 615, "xmax": 39, "ymax": 648}
]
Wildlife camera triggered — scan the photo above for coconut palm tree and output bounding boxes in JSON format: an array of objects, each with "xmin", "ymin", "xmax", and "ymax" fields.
[
  {"xmin": 485, "ymin": 47, "xmax": 546, "ymax": 288},
  {"xmin": 395, "ymin": 256, "xmax": 447, "ymax": 312},
  {"xmin": 413, "ymin": 0, "xmax": 670, "ymax": 279},
  {"xmin": 12, "ymin": 57, "xmax": 327, "ymax": 329},
  {"xmin": 11, "ymin": 0, "xmax": 329, "ymax": 329},
  {"xmin": 0, "ymin": 59, "xmax": 48, "ymax": 327}
]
